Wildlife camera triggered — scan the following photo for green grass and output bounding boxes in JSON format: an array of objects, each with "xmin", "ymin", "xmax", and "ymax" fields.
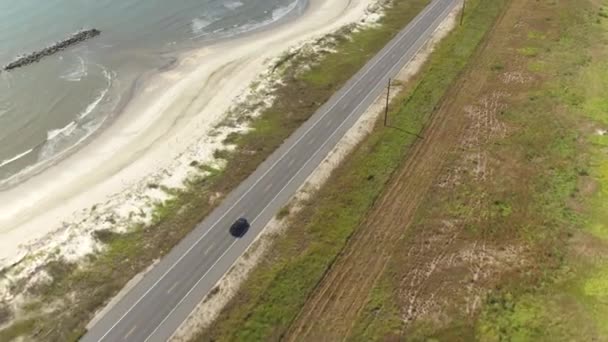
[
  {"xmin": 475, "ymin": 260, "xmax": 608, "ymax": 341},
  {"xmin": 0, "ymin": 0, "xmax": 435, "ymax": 341},
  {"xmin": 198, "ymin": 0, "xmax": 507, "ymax": 340},
  {"xmin": 490, "ymin": 62, "xmax": 505, "ymax": 71},
  {"xmin": 527, "ymin": 30, "xmax": 547, "ymax": 40},
  {"xmin": 580, "ymin": 13, "xmax": 608, "ymax": 240},
  {"xmin": 472, "ymin": 0, "xmax": 608, "ymax": 340},
  {"xmin": 302, "ymin": 27, "xmax": 386, "ymax": 87},
  {"xmin": 588, "ymin": 157, "xmax": 608, "ymax": 240},
  {"xmin": 0, "ymin": 319, "xmax": 36, "ymax": 342},
  {"xmin": 346, "ymin": 0, "xmax": 608, "ymax": 340},
  {"xmin": 348, "ymin": 268, "xmax": 403, "ymax": 341},
  {"xmin": 275, "ymin": 205, "xmax": 290, "ymax": 220},
  {"xmin": 476, "ymin": 291, "xmax": 590, "ymax": 341},
  {"xmin": 583, "ymin": 266, "xmax": 608, "ymax": 299},
  {"xmin": 517, "ymin": 47, "xmax": 541, "ymax": 57},
  {"xmin": 0, "ymin": 303, "xmax": 12, "ymax": 327}
]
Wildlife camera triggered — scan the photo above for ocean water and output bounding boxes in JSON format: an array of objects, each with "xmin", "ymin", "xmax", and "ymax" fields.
[{"xmin": 0, "ymin": 0, "xmax": 305, "ymax": 188}]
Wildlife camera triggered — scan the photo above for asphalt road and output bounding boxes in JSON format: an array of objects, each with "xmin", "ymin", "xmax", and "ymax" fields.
[{"xmin": 82, "ymin": 0, "xmax": 458, "ymax": 340}]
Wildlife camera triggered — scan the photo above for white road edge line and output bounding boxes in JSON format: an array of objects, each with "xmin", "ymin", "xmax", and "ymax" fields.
[
  {"xmin": 96, "ymin": 1, "xmax": 447, "ymax": 340},
  {"xmin": 246, "ymin": 3, "xmax": 457, "ymax": 233},
  {"xmin": 154, "ymin": 3, "xmax": 457, "ymax": 341},
  {"xmin": 143, "ymin": 240, "xmax": 238, "ymax": 342}
]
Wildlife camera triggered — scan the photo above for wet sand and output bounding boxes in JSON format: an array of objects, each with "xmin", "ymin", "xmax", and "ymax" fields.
[{"xmin": 0, "ymin": 0, "xmax": 377, "ymax": 267}]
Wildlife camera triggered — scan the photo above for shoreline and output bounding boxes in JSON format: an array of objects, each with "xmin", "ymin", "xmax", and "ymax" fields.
[
  {"xmin": 0, "ymin": 0, "xmax": 308, "ymax": 191},
  {"xmin": 0, "ymin": 0, "xmax": 407, "ymax": 337},
  {"xmin": 0, "ymin": 0, "xmax": 378, "ymax": 272}
]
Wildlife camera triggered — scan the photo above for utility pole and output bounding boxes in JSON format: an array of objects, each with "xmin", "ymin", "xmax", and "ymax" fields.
[
  {"xmin": 460, "ymin": 0, "xmax": 466, "ymax": 26},
  {"xmin": 384, "ymin": 78, "xmax": 391, "ymax": 127}
]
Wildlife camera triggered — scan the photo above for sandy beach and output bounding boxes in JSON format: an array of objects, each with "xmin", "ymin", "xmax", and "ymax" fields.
[{"xmin": 0, "ymin": 0, "xmax": 380, "ymax": 273}]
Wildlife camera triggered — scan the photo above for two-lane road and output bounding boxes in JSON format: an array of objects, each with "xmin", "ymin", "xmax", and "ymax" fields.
[{"xmin": 82, "ymin": 0, "xmax": 458, "ymax": 340}]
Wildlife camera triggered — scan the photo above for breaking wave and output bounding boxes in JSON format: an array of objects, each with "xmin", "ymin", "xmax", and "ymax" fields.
[
  {"xmin": 191, "ymin": 17, "xmax": 217, "ymax": 34},
  {"xmin": 79, "ymin": 68, "xmax": 112, "ymax": 120},
  {"xmin": 0, "ymin": 148, "xmax": 34, "ymax": 169},
  {"xmin": 46, "ymin": 121, "xmax": 77, "ymax": 141},
  {"xmin": 272, "ymin": 0, "xmax": 299, "ymax": 21},
  {"xmin": 40, "ymin": 67, "xmax": 112, "ymax": 160},
  {"xmin": 224, "ymin": 1, "xmax": 244, "ymax": 10},
  {"xmin": 193, "ymin": 0, "xmax": 304, "ymax": 39},
  {"xmin": 60, "ymin": 56, "xmax": 88, "ymax": 82},
  {"xmin": 0, "ymin": 64, "xmax": 113, "ymax": 188}
]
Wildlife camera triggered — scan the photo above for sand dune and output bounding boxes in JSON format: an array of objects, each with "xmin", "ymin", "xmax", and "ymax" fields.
[{"xmin": 0, "ymin": 0, "xmax": 379, "ymax": 269}]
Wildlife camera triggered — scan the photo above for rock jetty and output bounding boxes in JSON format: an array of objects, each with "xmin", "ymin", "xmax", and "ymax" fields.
[{"xmin": 3, "ymin": 29, "xmax": 101, "ymax": 71}]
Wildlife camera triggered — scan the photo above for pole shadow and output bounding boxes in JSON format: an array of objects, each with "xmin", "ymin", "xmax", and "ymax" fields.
[{"xmin": 386, "ymin": 124, "xmax": 425, "ymax": 140}]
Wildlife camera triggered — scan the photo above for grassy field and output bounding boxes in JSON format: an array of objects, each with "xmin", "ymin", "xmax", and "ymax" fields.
[
  {"xmin": 196, "ymin": 0, "xmax": 508, "ymax": 340},
  {"xmin": 199, "ymin": 0, "xmax": 608, "ymax": 340},
  {"xmin": 343, "ymin": 0, "xmax": 608, "ymax": 340},
  {"xmin": 0, "ymin": 0, "xmax": 433, "ymax": 341}
]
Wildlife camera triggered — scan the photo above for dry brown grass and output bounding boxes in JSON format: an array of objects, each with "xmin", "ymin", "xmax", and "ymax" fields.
[{"xmin": 286, "ymin": 0, "xmax": 608, "ymax": 340}]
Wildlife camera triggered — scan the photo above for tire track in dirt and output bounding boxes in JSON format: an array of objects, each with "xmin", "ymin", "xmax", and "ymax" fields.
[
  {"xmin": 282, "ymin": 3, "xmax": 513, "ymax": 338},
  {"xmin": 279, "ymin": 0, "xmax": 555, "ymax": 339},
  {"xmin": 282, "ymin": 73, "xmax": 486, "ymax": 341}
]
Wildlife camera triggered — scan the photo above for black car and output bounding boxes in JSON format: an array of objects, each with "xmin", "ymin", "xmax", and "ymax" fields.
[{"xmin": 230, "ymin": 218, "xmax": 250, "ymax": 237}]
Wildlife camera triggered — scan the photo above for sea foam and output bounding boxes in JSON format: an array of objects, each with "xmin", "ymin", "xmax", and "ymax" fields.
[{"xmin": 0, "ymin": 148, "xmax": 34, "ymax": 168}]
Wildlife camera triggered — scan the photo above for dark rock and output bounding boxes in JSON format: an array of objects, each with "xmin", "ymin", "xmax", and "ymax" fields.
[{"xmin": 3, "ymin": 29, "xmax": 101, "ymax": 71}]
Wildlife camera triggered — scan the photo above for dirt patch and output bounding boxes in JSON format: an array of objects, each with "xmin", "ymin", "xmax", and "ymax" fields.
[
  {"xmin": 568, "ymin": 176, "xmax": 599, "ymax": 212},
  {"xmin": 193, "ymin": 0, "xmax": 608, "ymax": 339},
  {"xmin": 0, "ymin": 304, "xmax": 12, "ymax": 327},
  {"xmin": 281, "ymin": 3, "xmax": 508, "ymax": 339},
  {"xmin": 568, "ymin": 230, "xmax": 608, "ymax": 262},
  {"xmin": 284, "ymin": 67, "xmax": 470, "ymax": 341},
  {"xmin": 578, "ymin": 176, "xmax": 599, "ymax": 197},
  {"xmin": 284, "ymin": 0, "xmax": 593, "ymax": 339}
]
